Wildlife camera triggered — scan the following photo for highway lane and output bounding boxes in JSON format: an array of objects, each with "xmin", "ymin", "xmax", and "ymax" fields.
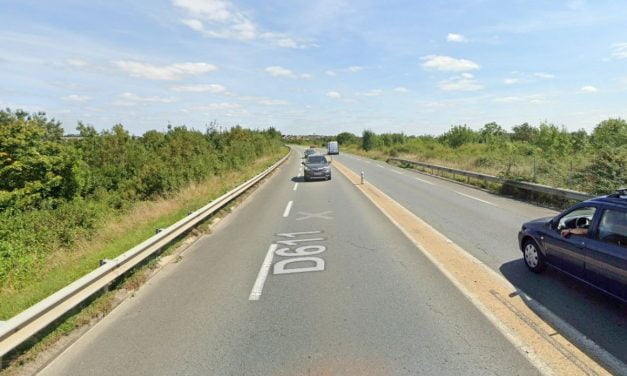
[
  {"xmin": 333, "ymin": 150, "xmax": 627, "ymax": 371},
  {"xmin": 39, "ymin": 148, "xmax": 538, "ymax": 375}
]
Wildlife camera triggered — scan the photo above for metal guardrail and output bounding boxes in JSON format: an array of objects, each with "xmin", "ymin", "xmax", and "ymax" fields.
[
  {"xmin": 387, "ymin": 157, "xmax": 594, "ymax": 202},
  {"xmin": 0, "ymin": 151, "xmax": 290, "ymax": 358}
]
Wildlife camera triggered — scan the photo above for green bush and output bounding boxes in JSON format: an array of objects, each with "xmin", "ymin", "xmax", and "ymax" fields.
[
  {"xmin": 0, "ymin": 108, "xmax": 284, "ymax": 290},
  {"xmin": 349, "ymin": 118, "xmax": 625, "ymax": 194}
]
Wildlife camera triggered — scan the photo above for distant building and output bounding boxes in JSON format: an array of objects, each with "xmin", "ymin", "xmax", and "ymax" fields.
[{"xmin": 282, "ymin": 134, "xmax": 330, "ymax": 141}]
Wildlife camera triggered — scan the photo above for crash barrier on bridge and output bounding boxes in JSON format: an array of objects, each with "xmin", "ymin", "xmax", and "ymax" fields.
[
  {"xmin": 387, "ymin": 157, "xmax": 594, "ymax": 202},
  {"xmin": 0, "ymin": 150, "xmax": 291, "ymax": 360}
]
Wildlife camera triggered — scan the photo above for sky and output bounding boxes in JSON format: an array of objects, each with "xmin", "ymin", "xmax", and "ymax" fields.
[{"xmin": 1, "ymin": 0, "xmax": 627, "ymax": 136}]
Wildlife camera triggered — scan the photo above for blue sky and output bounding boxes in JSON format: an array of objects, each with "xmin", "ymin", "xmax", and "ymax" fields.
[{"xmin": 1, "ymin": 0, "xmax": 626, "ymax": 136}]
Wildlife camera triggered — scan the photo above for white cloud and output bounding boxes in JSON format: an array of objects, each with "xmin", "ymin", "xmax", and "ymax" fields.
[
  {"xmin": 612, "ymin": 43, "xmax": 627, "ymax": 59},
  {"xmin": 325, "ymin": 66, "xmax": 363, "ymax": 76},
  {"xmin": 438, "ymin": 73, "xmax": 483, "ymax": 91},
  {"xmin": 360, "ymin": 89, "xmax": 383, "ymax": 97},
  {"xmin": 113, "ymin": 60, "xmax": 217, "ymax": 80},
  {"xmin": 326, "ymin": 91, "xmax": 341, "ymax": 99},
  {"xmin": 494, "ymin": 96, "xmax": 523, "ymax": 103},
  {"xmin": 62, "ymin": 94, "xmax": 91, "ymax": 102},
  {"xmin": 276, "ymin": 38, "xmax": 298, "ymax": 48},
  {"xmin": 258, "ymin": 99, "xmax": 288, "ymax": 106},
  {"xmin": 533, "ymin": 72, "xmax": 555, "ymax": 79},
  {"xmin": 171, "ymin": 84, "xmax": 226, "ymax": 93},
  {"xmin": 174, "ymin": 0, "xmax": 311, "ymax": 48},
  {"xmin": 446, "ymin": 33, "xmax": 466, "ymax": 43},
  {"xmin": 580, "ymin": 85, "xmax": 598, "ymax": 93},
  {"xmin": 65, "ymin": 59, "xmax": 88, "ymax": 67},
  {"xmin": 502, "ymin": 72, "xmax": 554, "ymax": 85},
  {"xmin": 265, "ymin": 66, "xmax": 296, "ymax": 78},
  {"xmin": 173, "ymin": 0, "xmax": 232, "ymax": 22},
  {"xmin": 114, "ymin": 92, "xmax": 176, "ymax": 106},
  {"xmin": 194, "ymin": 102, "xmax": 242, "ymax": 111},
  {"xmin": 263, "ymin": 66, "xmax": 311, "ymax": 80},
  {"xmin": 421, "ymin": 55, "xmax": 480, "ymax": 72},
  {"xmin": 181, "ymin": 19, "xmax": 204, "ymax": 32},
  {"xmin": 393, "ymin": 87, "xmax": 409, "ymax": 93},
  {"xmin": 494, "ymin": 94, "xmax": 550, "ymax": 104}
]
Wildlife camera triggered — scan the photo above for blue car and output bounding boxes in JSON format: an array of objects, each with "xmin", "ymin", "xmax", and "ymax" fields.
[{"xmin": 518, "ymin": 189, "xmax": 627, "ymax": 302}]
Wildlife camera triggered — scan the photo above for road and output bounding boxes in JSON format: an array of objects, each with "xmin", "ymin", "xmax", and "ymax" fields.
[
  {"xmin": 39, "ymin": 147, "xmax": 542, "ymax": 376},
  {"xmin": 334, "ymin": 150, "xmax": 627, "ymax": 372}
]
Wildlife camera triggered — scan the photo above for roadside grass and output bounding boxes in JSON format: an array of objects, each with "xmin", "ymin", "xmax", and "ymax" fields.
[
  {"xmin": 342, "ymin": 144, "xmax": 591, "ymax": 193},
  {"xmin": 344, "ymin": 146, "xmax": 577, "ymax": 209},
  {"xmin": 0, "ymin": 150, "xmax": 285, "ymax": 320}
]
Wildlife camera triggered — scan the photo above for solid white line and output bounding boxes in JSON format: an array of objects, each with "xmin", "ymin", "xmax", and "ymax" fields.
[
  {"xmin": 415, "ymin": 177, "xmax": 435, "ymax": 185},
  {"xmin": 455, "ymin": 191, "xmax": 497, "ymax": 207},
  {"xmin": 249, "ymin": 244, "xmax": 278, "ymax": 301},
  {"xmin": 283, "ymin": 200, "xmax": 293, "ymax": 217},
  {"xmin": 293, "ymin": 183, "xmax": 298, "ymax": 191}
]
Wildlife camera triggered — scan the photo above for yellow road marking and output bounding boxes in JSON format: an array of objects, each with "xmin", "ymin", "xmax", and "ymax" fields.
[{"xmin": 334, "ymin": 160, "xmax": 610, "ymax": 376}]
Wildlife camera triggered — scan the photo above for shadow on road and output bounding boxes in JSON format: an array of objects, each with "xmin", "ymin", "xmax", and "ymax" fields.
[
  {"xmin": 291, "ymin": 176, "xmax": 330, "ymax": 183},
  {"xmin": 499, "ymin": 259, "xmax": 627, "ymax": 372}
]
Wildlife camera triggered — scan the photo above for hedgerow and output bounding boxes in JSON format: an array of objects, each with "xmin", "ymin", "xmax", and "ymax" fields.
[{"xmin": 0, "ymin": 109, "xmax": 283, "ymax": 290}]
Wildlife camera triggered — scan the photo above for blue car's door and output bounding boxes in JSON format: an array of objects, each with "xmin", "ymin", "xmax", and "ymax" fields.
[
  {"xmin": 543, "ymin": 230, "xmax": 587, "ymax": 277},
  {"xmin": 584, "ymin": 208, "xmax": 627, "ymax": 301},
  {"xmin": 543, "ymin": 206, "xmax": 597, "ymax": 278}
]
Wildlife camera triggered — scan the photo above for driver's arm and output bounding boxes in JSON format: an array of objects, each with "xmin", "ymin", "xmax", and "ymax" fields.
[{"xmin": 561, "ymin": 228, "xmax": 588, "ymax": 237}]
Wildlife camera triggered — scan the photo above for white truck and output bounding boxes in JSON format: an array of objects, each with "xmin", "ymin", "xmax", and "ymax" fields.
[{"xmin": 327, "ymin": 141, "xmax": 339, "ymax": 155}]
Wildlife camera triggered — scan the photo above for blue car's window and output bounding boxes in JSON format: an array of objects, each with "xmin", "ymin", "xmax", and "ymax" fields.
[
  {"xmin": 597, "ymin": 209, "xmax": 627, "ymax": 247},
  {"xmin": 557, "ymin": 207, "xmax": 596, "ymax": 230}
]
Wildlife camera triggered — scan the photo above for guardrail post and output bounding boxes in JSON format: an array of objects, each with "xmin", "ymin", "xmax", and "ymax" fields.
[{"xmin": 99, "ymin": 259, "xmax": 111, "ymax": 267}]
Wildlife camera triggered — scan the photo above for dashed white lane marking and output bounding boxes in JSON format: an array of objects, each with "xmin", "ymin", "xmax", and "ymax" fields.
[
  {"xmin": 415, "ymin": 177, "xmax": 435, "ymax": 185},
  {"xmin": 455, "ymin": 191, "xmax": 497, "ymax": 207},
  {"xmin": 249, "ymin": 244, "xmax": 277, "ymax": 301},
  {"xmin": 392, "ymin": 170, "xmax": 403, "ymax": 175},
  {"xmin": 283, "ymin": 200, "xmax": 294, "ymax": 217},
  {"xmin": 376, "ymin": 164, "xmax": 385, "ymax": 168},
  {"xmin": 364, "ymin": 161, "xmax": 371, "ymax": 164},
  {"xmin": 293, "ymin": 183, "xmax": 298, "ymax": 191}
]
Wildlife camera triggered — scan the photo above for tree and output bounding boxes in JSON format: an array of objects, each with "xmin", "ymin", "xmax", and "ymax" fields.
[
  {"xmin": 439, "ymin": 125, "xmax": 478, "ymax": 148},
  {"xmin": 0, "ymin": 109, "xmax": 80, "ymax": 209},
  {"xmin": 576, "ymin": 146, "xmax": 626, "ymax": 194},
  {"xmin": 570, "ymin": 129, "xmax": 589, "ymax": 152},
  {"xmin": 479, "ymin": 122, "xmax": 506, "ymax": 145},
  {"xmin": 362, "ymin": 130, "xmax": 376, "ymax": 151},
  {"xmin": 336, "ymin": 132, "xmax": 358, "ymax": 145},
  {"xmin": 511, "ymin": 122, "xmax": 538, "ymax": 142},
  {"xmin": 591, "ymin": 118, "xmax": 627, "ymax": 148}
]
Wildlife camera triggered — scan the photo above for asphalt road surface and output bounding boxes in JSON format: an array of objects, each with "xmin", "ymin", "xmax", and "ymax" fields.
[
  {"xmin": 39, "ymin": 148, "xmax": 542, "ymax": 376},
  {"xmin": 333, "ymin": 150, "xmax": 627, "ymax": 372}
]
